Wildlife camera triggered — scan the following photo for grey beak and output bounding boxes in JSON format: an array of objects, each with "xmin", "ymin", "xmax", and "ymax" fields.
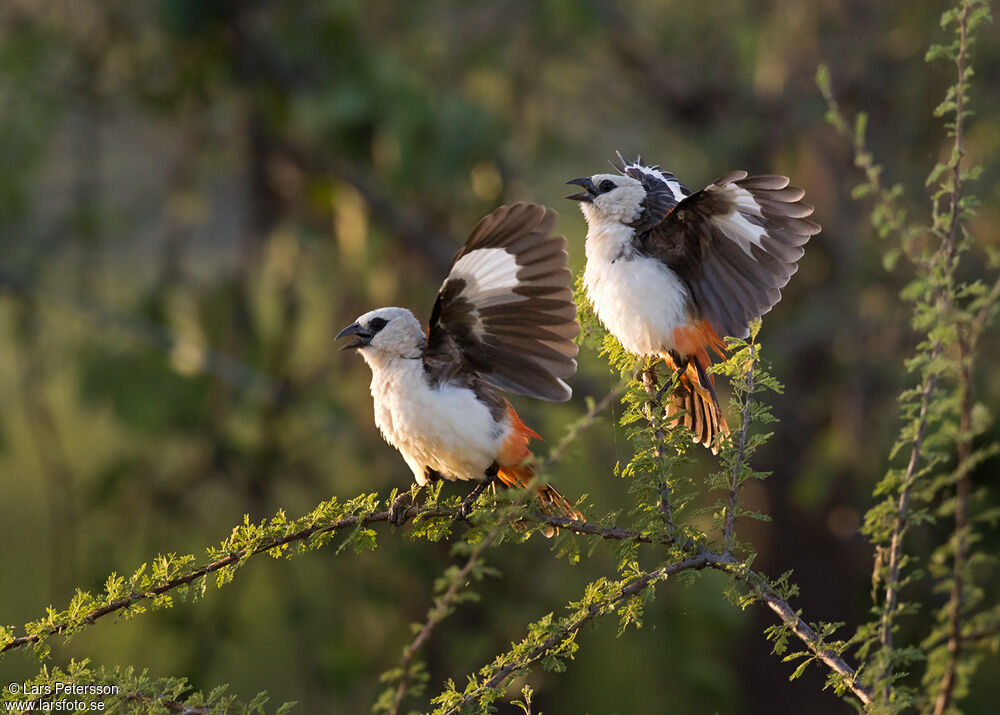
[
  {"xmin": 336, "ymin": 322, "xmax": 372, "ymax": 350},
  {"xmin": 566, "ymin": 177, "xmax": 596, "ymax": 203}
]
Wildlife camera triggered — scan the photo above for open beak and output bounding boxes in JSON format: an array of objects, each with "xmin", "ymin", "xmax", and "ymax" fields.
[
  {"xmin": 565, "ymin": 177, "xmax": 597, "ymax": 203},
  {"xmin": 336, "ymin": 322, "xmax": 373, "ymax": 350}
]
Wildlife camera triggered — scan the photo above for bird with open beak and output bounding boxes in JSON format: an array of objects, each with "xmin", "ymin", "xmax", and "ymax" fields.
[
  {"xmin": 568, "ymin": 155, "xmax": 820, "ymax": 452},
  {"xmin": 337, "ymin": 203, "xmax": 582, "ymax": 526}
]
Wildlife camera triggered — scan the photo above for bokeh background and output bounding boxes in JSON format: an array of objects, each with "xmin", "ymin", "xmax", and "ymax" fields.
[{"xmin": 1, "ymin": 1, "xmax": 999, "ymax": 712}]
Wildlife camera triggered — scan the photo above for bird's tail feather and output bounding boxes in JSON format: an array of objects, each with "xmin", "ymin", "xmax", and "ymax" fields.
[
  {"xmin": 496, "ymin": 463, "xmax": 583, "ymax": 535},
  {"xmin": 663, "ymin": 358, "xmax": 730, "ymax": 454}
]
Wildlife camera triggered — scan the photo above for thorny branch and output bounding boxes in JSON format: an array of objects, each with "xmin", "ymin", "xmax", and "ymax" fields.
[
  {"xmin": 723, "ymin": 344, "xmax": 754, "ymax": 553},
  {"xmin": 390, "ymin": 499, "xmax": 525, "ymax": 715},
  {"xmin": 822, "ymin": 4, "xmax": 991, "ymax": 704},
  {"xmin": 931, "ymin": 4, "xmax": 974, "ymax": 712},
  {"xmin": 1, "ymin": 502, "xmax": 871, "ymax": 706},
  {"xmin": 442, "ymin": 548, "xmax": 872, "ymax": 713},
  {"xmin": 0, "ymin": 515, "xmax": 539, "ymax": 659},
  {"xmin": 709, "ymin": 552, "xmax": 872, "ymax": 705},
  {"xmin": 440, "ymin": 553, "xmax": 713, "ymax": 715},
  {"xmin": 879, "ymin": 350, "xmax": 939, "ymax": 698},
  {"xmin": 0, "ymin": 508, "xmax": 442, "ymax": 656},
  {"xmin": 0, "ymin": 370, "xmax": 873, "ymax": 710},
  {"xmin": 640, "ymin": 367, "xmax": 674, "ymax": 535}
]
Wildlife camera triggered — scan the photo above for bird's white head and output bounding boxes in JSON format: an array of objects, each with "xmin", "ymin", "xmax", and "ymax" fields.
[
  {"xmin": 566, "ymin": 173, "xmax": 645, "ymax": 228},
  {"xmin": 567, "ymin": 157, "xmax": 689, "ymax": 236},
  {"xmin": 336, "ymin": 307, "xmax": 424, "ymax": 365}
]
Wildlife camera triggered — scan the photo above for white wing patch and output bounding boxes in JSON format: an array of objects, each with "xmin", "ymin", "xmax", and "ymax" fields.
[
  {"xmin": 450, "ymin": 247, "xmax": 520, "ymax": 294},
  {"xmin": 448, "ymin": 247, "xmax": 528, "ymax": 336},
  {"xmin": 711, "ymin": 186, "xmax": 767, "ymax": 260}
]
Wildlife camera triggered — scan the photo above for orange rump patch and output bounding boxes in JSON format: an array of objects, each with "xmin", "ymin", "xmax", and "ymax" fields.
[
  {"xmin": 498, "ymin": 402, "xmax": 540, "ymax": 466},
  {"xmin": 672, "ymin": 319, "xmax": 727, "ymax": 369}
]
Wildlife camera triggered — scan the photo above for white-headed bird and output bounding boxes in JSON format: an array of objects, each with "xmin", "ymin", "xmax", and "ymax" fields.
[
  {"xmin": 337, "ymin": 203, "xmax": 582, "ymax": 523},
  {"xmin": 568, "ymin": 156, "xmax": 820, "ymax": 451}
]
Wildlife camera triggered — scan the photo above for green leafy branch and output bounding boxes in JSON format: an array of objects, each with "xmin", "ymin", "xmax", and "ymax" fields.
[
  {"xmin": 1, "ymin": 659, "xmax": 295, "ymax": 715},
  {"xmin": 430, "ymin": 552, "xmax": 713, "ymax": 715},
  {"xmin": 820, "ymin": 0, "xmax": 998, "ymax": 711},
  {"xmin": 2, "ymin": 483, "xmax": 877, "ymax": 710},
  {"xmin": 0, "ymin": 484, "xmax": 670, "ymax": 666},
  {"xmin": 708, "ymin": 323, "xmax": 782, "ymax": 556},
  {"xmin": 1, "ymin": 493, "xmax": 398, "ymax": 659}
]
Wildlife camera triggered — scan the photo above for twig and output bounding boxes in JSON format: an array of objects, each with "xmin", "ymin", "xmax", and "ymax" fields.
[
  {"xmin": 932, "ymin": 4, "xmax": 973, "ymax": 712},
  {"xmin": 390, "ymin": 510, "xmax": 507, "ymax": 715},
  {"xmin": 723, "ymin": 344, "xmax": 755, "ymax": 553},
  {"xmin": 441, "ymin": 553, "xmax": 712, "ymax": 715},
  {"xmin": 709, "ymin": 552, "xmax": 873, "ymax": 705},
  {"xmin": 878, "ymin": 347, "xmax": 940, "ymax": 698},
  {"xmin": 960, "ymin": 623, "xmax": 1000, "ymax": 642},
  {"xmin": 0, "ymin": 506, "xmax": 647, "ymax": 657},
  {"xmin": 817, "ymin": 69, "xmax": 914, "ymax": 262},
  {"xmin": 640, "ymin": 367, "xmax": 674, "ymax": 533},
  {"xmin": 0, "ymin": 507, "xmax": 440, "ymax": 655},
  {"xmin": 442, "ymin": 547, "xmax": 873, "ymax": 713}
]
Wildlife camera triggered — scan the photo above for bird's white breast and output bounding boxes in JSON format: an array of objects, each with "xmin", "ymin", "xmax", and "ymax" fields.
[
  {"xmin": 364, "ymin": 354, "xmax": 503, "ymax": 484},
  {"xmin": 583, "ymin": 223, "xmax": 690, "ymax": 357}
]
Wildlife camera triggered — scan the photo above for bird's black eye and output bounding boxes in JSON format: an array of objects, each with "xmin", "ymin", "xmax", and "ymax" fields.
[
  {"xmin": 367, "ymin": 317, "xmax": 388, "ymax": 332},
  {"xmin": 598, "ymin": 179, "xmax": 616, "ymax": 193}
]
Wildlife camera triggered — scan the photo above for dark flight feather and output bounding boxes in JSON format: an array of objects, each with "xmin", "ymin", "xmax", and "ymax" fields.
[
  {"xmin": 425, "ymin": 203, "xmax": 579, "ymax": 402},
  {"xmin": 634, "ymin": 170, "xmax": 820, "ymax": 339}
]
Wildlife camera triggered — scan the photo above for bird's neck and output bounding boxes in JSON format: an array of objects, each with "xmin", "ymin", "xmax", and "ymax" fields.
[
  {"xmin": 585, "ymin": 220, "xmax": 636, "ymax": 265},
  {"xmin": 362, "ymin": 349, "xmax": 425, "ymax": 389}
]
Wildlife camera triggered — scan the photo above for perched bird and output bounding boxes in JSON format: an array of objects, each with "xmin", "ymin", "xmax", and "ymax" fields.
[
  {"xmin": 337, "ymin": 203, "xmax": 583, "ymax": 525},
  {"xmin": 568, "ymin": 156, "xmax": 820, "ymax": 451}
]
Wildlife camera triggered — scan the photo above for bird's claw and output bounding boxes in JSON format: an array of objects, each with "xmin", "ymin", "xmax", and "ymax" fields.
[
  {"xmin": 457, "ymin": 475, "xmax": 494, "ymax": 520},
  {"xmin": 654, "ymin": 378, "xmax": 676, "ymax": 402},
  {"xmin": 642, "ymin": 364, "xmax": 681, "ymax": 403},
  {"xmin": 457, "ymin": 490, "xmax": 478, "ymax": 520},
  {"xmin": 389, "ymin": 490, "xmax": 415, "ymax": 526}
]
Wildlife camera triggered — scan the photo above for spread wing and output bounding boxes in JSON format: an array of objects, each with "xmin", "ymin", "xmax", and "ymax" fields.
[
  {"xmin": 425, "ymin": 203, "xmax": 579, "ymax": 402},
  {"xmin": 638, "ymin": 171, "xmax": 820, "ymax": 339}
]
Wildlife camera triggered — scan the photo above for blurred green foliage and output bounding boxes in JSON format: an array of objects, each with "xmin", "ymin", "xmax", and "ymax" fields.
[{"xmin": 1, "ymin": 1, "xmax": 998, "ymax": 713}]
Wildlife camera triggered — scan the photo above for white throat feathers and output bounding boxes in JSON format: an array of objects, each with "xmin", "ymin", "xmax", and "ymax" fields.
[
  {"xmin": 354, "ymin": 307, "xmax": 425, "ymax": 368},
  {"xmin": 579, "ymin": 173, "xmax": 646, "ymax": 226}
]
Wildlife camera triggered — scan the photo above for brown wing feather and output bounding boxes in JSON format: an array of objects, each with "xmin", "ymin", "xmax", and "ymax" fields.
[
  {"xmin": 639, "ymin": 172, "xmax": 820, "ymax": 339},
  {"xmin": 426, "ymin": 203, "xmax": 579, "ymax": 402}
]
